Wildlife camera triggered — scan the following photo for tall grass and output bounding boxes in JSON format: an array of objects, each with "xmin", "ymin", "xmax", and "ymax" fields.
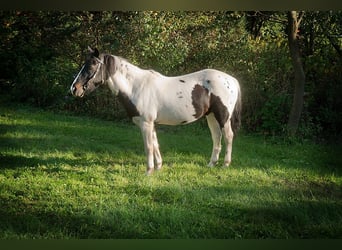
[{"xmin": 0, "ymin": 104, "xmax": 341, "ymax": 238}]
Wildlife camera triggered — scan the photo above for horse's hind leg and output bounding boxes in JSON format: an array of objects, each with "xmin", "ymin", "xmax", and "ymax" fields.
[
  {"xmin": 222, "ymin": 119, "xmax": 234, "ymax": 167},
  {"xmin": 206, "ymin": 113, "xmax": 222, "ymax": 167}
]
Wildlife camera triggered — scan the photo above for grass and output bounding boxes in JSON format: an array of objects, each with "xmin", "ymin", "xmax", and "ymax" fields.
[{"xmin": 0, "ymin": 104, "xmax": 341, "ymax": 239}]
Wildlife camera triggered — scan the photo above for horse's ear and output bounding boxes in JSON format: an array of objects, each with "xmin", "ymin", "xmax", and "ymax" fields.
[
  {"xmin": 88, "ymin": 46, "xmax": 94, "ymax": 53},
  {"xmin": 93, "ymin": 48, "xmax": 100, "ymax": 58},
  {"xmin": 88, "ymin": 46, "xmax": 100, "ymax": 58}
]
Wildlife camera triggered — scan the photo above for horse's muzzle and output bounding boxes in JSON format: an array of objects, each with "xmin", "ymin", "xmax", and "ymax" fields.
[{"xmin": 71, "ymin": 82, "xmax": 85, "ymax": 97}]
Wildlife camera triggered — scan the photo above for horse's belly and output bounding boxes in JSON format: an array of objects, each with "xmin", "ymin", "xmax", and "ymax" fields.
[{"xmin": 155, "ymin": 105, "xmax": 197, "ymax": 125}]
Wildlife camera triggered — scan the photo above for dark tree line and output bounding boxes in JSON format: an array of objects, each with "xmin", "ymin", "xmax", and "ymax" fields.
[{"xmin": 0, "ymin": 11, "xmax": 341, "ymax": 141}]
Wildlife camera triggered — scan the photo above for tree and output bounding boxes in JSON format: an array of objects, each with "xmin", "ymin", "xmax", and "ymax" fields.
[{"xmin": 287, "ymin": 11, "xmax": 306, "ymax": 136}]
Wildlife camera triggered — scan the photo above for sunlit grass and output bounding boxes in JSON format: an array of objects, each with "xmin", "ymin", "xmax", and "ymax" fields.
[{"xmin": 0, "ymin": 104, "xmax": 341, "ymax": 238}]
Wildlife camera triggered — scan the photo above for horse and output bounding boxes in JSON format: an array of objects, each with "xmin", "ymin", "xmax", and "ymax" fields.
[{"xmin": 70, "ymin": 47, "xmax": 241, "ymax": 175}]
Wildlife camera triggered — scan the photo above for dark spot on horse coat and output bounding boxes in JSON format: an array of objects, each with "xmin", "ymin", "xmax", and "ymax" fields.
[
  {"xmin": 179, "ymin": 79, "xmax": 185, "ymax": 83},
  {"xmin": 191, "ymin": 84, "xmax": 229, "ymax": 127},
  {"xmin": 208, "ymin": 94, "xmax": 230, "ymax": 128},
  {"xmin": 117, "ymin": 91, "xmax": 140, "ymax": 118},
  {"xmin": 191, "ymin": 84, "xmax": 210, "ymax": 119}
]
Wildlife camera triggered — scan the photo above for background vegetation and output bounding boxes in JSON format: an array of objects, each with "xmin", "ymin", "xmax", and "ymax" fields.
[{"xmin": 0, "ymin": 11, "xmax": 341, "ymax": 140}]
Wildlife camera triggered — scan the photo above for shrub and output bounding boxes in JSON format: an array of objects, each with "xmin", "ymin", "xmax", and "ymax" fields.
[{"xmin": 12, "ymin": 56, "xmax": 75, "ymax": 108}]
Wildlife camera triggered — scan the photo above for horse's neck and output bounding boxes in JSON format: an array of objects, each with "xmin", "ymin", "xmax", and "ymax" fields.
[{"xmin": 109, "ymin": 56, "xmax": 148, "ymax": 96}]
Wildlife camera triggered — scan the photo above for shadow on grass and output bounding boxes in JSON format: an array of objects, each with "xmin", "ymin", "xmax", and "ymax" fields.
[
  {"xmin": 0, "ymin": 197, "xmax": 142, "ymax": 238},
  {"xmin": 0, "ymin": 184, "xmax": 341, "ymax": 239},
  {"xmin": 0, "ymin": 154, "xmax": 41, "ymax": 169},
  {"xmin": 0, "ymin": 153, "xmax": 139, "ymax": 172}
]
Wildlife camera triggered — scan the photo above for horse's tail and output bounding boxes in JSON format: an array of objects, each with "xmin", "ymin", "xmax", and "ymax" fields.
[{"xmin": 231, "ymin": 81, "xmax": 241, "ymax": 135}]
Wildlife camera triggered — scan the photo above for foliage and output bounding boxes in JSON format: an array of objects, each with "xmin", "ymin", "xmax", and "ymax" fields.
[
  {"xmin": 300, "ymin": 11, "xmax": 342, "ymax": 139},
  {"xmin": 0, "ymin": 105, "xmax": 341, "ymax": 238},
  {"xmin": 0, "ymin": 11, "xmax": 341, "ymax": 140},
  {"xmin": 260, "ymin": 94, "xmax": 291, "ymax": 135},
  {"xmin": 12, "ymin": 57, "xmax": 75, "ymax": 107},
  {"xmin": 129, "ymin": 11, "xmax": 190, "ymax": 73}
]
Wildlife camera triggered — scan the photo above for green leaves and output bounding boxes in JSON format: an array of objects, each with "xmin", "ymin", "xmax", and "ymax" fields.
[{"xmin": 0, "ymin": 11, "xmax": 340, "ymax": 139}]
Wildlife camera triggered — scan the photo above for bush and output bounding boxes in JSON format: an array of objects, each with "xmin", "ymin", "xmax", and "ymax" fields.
[
  {"xmin": 260, "ymin": 94, "xmax": 291, "ymax": 135},
  {"xmin": 12, "ymin": 56, "xmax": 75, "ymax": 108},
  {"xmin": 63, "ymin": 87, "xmax": 128, "ymax": 121}
]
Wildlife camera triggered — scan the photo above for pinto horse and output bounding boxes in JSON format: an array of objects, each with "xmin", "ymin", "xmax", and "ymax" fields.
[{"xmin": 70, "ymin": 47, "xmax": 241, "ymax": 175}]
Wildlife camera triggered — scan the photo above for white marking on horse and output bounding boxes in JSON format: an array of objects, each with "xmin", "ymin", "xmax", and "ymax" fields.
[{"xmin": 70, "ymin": 64, "xmax": 85, "ymax": 92}]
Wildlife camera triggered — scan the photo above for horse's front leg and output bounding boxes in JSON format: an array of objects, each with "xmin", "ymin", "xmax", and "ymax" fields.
[
  {"xmin": 133, "ymin": 117, "xmax": 154, "ymax": 174},
  {"xmin": 140, "ymin": 121, "xmax": 155, "ymax": 175},
  {"xmin": 152, "ymin": 127, "xmax": 162, "ymax": 170},
  {"xmin": 133, "ymin": 117, "xmax": 157, "ymax": 175}
]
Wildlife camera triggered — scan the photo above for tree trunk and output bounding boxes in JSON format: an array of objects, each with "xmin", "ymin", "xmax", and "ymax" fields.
[{"xmin": 287, "ymin": 11, "xmax": 306, "ymax": 136}]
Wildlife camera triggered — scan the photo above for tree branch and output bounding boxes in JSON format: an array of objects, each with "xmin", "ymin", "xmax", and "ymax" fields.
[{"xmin": 297, "ymin": 11, "xmax": 305, "ymax": 27}]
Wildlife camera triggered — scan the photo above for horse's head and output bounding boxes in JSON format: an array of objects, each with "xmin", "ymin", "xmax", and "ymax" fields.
[{"xmin": 70, "ymin": 47, "xmax": 104, "ymax": 97}]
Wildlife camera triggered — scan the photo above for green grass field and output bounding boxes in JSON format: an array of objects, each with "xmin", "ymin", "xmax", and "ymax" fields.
[{"xmin": 0, "ymin": 104, "xmax": 341, "ymax": 239}]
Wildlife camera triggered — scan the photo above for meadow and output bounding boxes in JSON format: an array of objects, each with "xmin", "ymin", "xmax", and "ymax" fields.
[{"xmin": 0, "ymin": 104, "xmax": 341, "ymax": 239}]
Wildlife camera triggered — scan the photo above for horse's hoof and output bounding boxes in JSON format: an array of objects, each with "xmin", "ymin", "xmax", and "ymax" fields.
[
  {"xmin": 146, "ymin": 169, "xmax": 154, "ymax": 176},
  {"xmin": 155, "ymin": 164, "xmax": 162, "ymax": 171},
  {"xmin": 223, "ymin": 161, "xmax": 231, "ymax": 168},
  {"xmin": 208, "ymin": 161, "xmax": 217, "ymax": 167}
]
